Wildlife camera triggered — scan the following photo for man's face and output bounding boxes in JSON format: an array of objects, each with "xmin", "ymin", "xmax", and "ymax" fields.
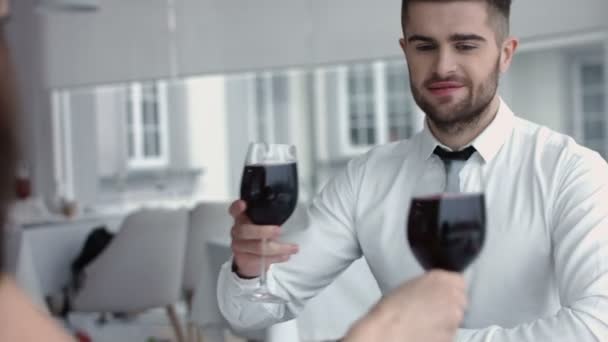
[{"xmin": 400, "ymin": 1, "xmax": 509, "ymax": 131}]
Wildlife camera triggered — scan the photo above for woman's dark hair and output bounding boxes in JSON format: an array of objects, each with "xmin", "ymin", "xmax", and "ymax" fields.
[{"xmin": 0, "ymin": 30, "xmax": 19, "ymax": 275}]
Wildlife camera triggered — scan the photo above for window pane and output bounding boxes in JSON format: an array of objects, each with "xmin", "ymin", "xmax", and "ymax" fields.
[
  {"xmin": 143, "ymin": 131, "xmax": 160, "ymax": 157},
  {"xmin": 256, "ymin": 77, "xmax": 268, "ymax": 140},
  {"xmin": 581, "ymin": 64, "xmax": 604, "ymax": 86},
  {"xmin": 385, "ymin": 61, "xmax": 412, "ymax": 141},
  {"xmin": 585, "ymin": 140, "xmax": 605, "ymax": 156},
  {"xmin": 367, "ymin": 128, "xmax": 375, "ymax": 144},
  {"xmin": 347, "ymin": 63, "xmax": 376, "ymax": 146},
  {"xmin": 142, "ymin": 83, "xmax": 158, "ymax": 101},
  {"xmin": 143, "ymin": 107, "xmax": 159, "ymax": 126},
  {"xmin": 127, "ymin": 132, "xmax": 135, "ymax": 158},
  {"xmin": 350, "ymin": 128, "xmax": 359, "ymax": 145},
  {"xmin": 583, "ymin": 94, "xmax": 605, "ymax": 114},
  {"xmin": 366, "ymin": 100, "xmax": 375, "ymax": 118},
  {"xmin": 272, "ymin": 74, "xmax": 289, "ymax": 104},
  {"xmin": 584, "ymin": 121, "xmax": 605, "ymax": 140}
]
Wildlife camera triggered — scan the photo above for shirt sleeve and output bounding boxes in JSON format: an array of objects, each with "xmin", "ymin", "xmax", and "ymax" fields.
[
  {"xmin": 217, "ymin": 156, "xmax": 367, "ymax": 331},
  {"xmin": 456, "ymin": 150, "xmax": 608, "ymax": 341}
]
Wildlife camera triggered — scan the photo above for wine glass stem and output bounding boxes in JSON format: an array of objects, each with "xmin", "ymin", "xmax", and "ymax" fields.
[{"xmin": 259, "ymin": 238, "xmax": 268, "ymax": 288}]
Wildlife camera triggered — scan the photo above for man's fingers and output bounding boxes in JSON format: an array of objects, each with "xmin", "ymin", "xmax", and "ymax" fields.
[
  {"xmin": 229, "ymin": 200, "xmax": 254, "ymax": 225},
  {"xmin": 427, "ymin": 270, "xmax": 466, "ymax": 291},
  {"xmin": 235, "ymin": 252, "xmax": 292, "ymax": 265},
  {"xmin": 228, "ymin": 200, "xmax": 245, "ymax": 217},
  {"xmin": 232, "ymin": 239, "xmax": 299, "ymax": 256},
  {"xmin": 231, "ymin": 223, "xmax": 279, "ymax": 240}
]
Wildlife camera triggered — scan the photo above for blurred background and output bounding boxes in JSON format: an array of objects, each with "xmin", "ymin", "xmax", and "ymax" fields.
[
  {"xmin": 3, "ymin": 0, "xmax": 607, "ymax": 341},
  {"xmin": 6, "ymin": 0, "xmax": 607, "ymax": 210}
]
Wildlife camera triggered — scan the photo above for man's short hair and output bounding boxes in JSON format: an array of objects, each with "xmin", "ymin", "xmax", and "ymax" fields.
[{"xmin": 401, "ymin": 0, "xmax": 512, "ymax": 42}]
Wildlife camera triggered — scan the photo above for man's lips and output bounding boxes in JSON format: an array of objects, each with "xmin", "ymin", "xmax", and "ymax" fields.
[{"xmin": 427, "ymin": 81, "xmax": 464, "ymax": 96}]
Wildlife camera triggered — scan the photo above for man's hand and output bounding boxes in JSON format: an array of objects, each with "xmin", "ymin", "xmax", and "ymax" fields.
[
  {"xmin": 344, "ymin": 270, "xmax": 467, "ymax": 342},
  {"xmin": 229, "ymin": 200, "xmax": 299, "ymax": 278}
]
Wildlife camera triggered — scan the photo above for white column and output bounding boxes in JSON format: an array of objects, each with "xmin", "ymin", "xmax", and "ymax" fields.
[
  {"xmin": 412, "ymin": 105, "xmax": 426, "ymax": 133},
  {"xmin": 605, "ymin": 38, "xmax": 608, "ymax": 139}
]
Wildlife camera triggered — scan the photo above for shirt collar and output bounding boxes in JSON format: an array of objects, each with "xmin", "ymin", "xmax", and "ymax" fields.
[{"xmin": 419, "ymin": 97, "xmax": 515, "ymax": 163}]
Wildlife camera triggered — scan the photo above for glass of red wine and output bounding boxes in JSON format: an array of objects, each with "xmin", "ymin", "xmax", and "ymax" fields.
[
  {"xmin": 239, "ymin": 142, "xmax": 298, "ymax": 303},
  {"xmin": 407, "ymin": 186, "xmax": 486, "ymax": 272}
]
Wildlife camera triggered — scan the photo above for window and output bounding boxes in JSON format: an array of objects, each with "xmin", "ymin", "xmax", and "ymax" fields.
[
  {"xmin": 336, "ymin": 59, "xmax": 419, "ymax": 155},
  {"xmin": 253, "ymin": 73, "xmax": 290, "ymax": 143},
  {"xmin": 126, "ymin": 81, "xmax": 169, "ymax": 169},
  {"xmin": 347, "ymin": 64, "xmax": 377, "ymax": 146},
  {"xmin": 573, "ymin": 58, "xmax": 606, "ymax": 157},
  {"xmin": 385, "ymin": 61, "xmax": 414, "ymax": 142},
  {"xmin": 254, "ymin": 74, "xmax": 275, "ymax": 142}
]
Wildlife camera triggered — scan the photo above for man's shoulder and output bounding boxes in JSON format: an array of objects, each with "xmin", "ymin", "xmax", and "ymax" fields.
[
  {"xmin": 359, "ymin": 135, "xmax": 419, "ymax": 163},
  {"xmin": 512, "ymin": 116, "xmax": 605, "ymax": 170},
  {"xmin": 344, "ymin": 136, "xmax": 418, "ymax": 180}
]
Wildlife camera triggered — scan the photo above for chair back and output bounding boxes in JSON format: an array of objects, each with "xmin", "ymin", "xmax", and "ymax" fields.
[
  {"xmin": 183, "ymin": 201, "xmax": 232, "ymax": 293},
  {"xmin": 72, "ymin": 207, "xmax": 189, "ymax": 312}
]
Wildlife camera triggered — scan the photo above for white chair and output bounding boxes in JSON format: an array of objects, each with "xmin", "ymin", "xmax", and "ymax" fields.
[
  {"xmin": 187, "ymin": 201, "xmax": 308, "ymax": 342},
  {"xmin": 71, "ymin": 207, "xmax": 189, "ymax": 342},
  {"xmin": 184, "ymin": 201, "xmax": 232, "ymax": 301},
  {"xmin": 184, "ymin": 201, "xmax": 232, "ymax": 342}
]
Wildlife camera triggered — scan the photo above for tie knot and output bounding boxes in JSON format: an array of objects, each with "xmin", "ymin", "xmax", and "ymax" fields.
[{"xmin": 433, "ymin": 145, "xmax": 477, "ymax": 161}]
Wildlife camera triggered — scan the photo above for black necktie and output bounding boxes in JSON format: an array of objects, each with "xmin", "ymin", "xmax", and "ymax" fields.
[
  {"xmin": 433, "ymin": 146, "xmax": 477, "ymax": 192},
  {"xmin": 433, "ymin": 145, "xmax": 477, "ymax": 161}
]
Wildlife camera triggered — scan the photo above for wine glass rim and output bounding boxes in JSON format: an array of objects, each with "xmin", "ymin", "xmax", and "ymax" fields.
[
  {"xmin": 411, "ymin": 192, "xmax": 484, "ymax": 201},
  {"xmin": 249, "ymin": 142, "xmax": 295, "ymax": 147},
  {"xmin": 245, "ymin": 160, "xmax": 297, "ymax": 166}
]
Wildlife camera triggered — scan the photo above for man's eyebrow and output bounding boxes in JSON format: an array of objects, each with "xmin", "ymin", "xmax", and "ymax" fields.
[
  {"xmin": 407, "ymin": 34, "xmax": 487, "ymax": 44},
  {"xmin": 407, "ymin": 35, "xmax": 436, "ymax": 43},
  {"xmin": 449, "ymin": 33, "xmax": 487, "ymax": 42}
]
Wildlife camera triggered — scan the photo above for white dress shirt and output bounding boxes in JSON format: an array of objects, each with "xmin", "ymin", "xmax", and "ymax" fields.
[{"xmin": 218, "ymin": 98, "xmax": 608, "ymax": 341}]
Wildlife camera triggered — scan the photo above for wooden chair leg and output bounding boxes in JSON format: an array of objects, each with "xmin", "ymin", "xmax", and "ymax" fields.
[
  {"xmin": 186, "ymin": 322, "xmax": 200, "ymax": 342},
  {"xmin": 196, "ymin": 325, "xmax": 205, "ymax": 342},
  {"xmin": 166, "ymin": 304, "xmax": 186, "ymax": 342}
]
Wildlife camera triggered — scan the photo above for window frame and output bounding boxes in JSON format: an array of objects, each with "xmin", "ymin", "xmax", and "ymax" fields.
[
  {"xmin": 126, "ymin": 81, "xmax": 170, "ymax": 170},
  {"xmin": 571, "ymin": 55, "xmax": 606, "ymax": 157},
  {"xmin": 337, "ymin": 60, "xmax": 418, "ymax": 156}
]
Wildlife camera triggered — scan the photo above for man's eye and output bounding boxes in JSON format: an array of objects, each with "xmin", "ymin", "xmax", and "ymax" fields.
[
  {"xmin": 416, "ymin": 44, "xmax": 436, "ymax": 51},
  {"xmin": 456, "ymin": 44, "xmax": 477, "ymax": 51}
]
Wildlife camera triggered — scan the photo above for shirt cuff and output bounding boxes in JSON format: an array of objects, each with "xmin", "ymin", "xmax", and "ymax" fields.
[{"xmin": 224, "ymin": 257, "xmax": 261, "ymax": 290}]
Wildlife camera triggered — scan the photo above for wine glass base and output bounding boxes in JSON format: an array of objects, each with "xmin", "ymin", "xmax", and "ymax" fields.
[{"xmin": 241, "ymin": 289, "xmax": 288, "ymax": 304}]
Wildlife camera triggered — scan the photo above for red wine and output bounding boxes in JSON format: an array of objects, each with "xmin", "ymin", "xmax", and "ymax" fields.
[
  {"xmin": 407, "ymin": 193, "xmax": 486, "ymax": 272},
  {"xmin": 240, "ymin": 163, "xmax": 298, "ymax": 225}
]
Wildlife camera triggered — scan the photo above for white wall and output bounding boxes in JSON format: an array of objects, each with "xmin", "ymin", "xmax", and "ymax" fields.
[
  {"xmin": 511, "ymin": 0, "xmax": 608, "ymax": 42},
  {"xmin": 507, "ymin": 49, "xmax": 568, "ymax": 132},
  {"xmin": 96, "ymin": 86, "xmax": 127, "ymax": 178},
  {"xmin": 41, "ymin": 0, "xmax": 608, "ymax": 87},
  {"xmin": 42, "ymin": 0, "xmax": 172, "ymax": 87},
  {"xmin": 68, "ymin": 92, "xmax": 98, "ymax": 205},
  {"xmin": 6, "ymin": 0, "xmax": 608, "ymax": 200},
  {"xmin": 186, "ymin": 76, "xmax": 230, "ymax": 200}
]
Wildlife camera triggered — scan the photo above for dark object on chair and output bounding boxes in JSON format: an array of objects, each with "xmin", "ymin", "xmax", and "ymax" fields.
[
  {"xmin": 59, "ymin": 225, "xmax": 114, "ymax": 317},
  {"xmin": 71, "ymin": 226, "xmax": 115, "ymax": 291}
]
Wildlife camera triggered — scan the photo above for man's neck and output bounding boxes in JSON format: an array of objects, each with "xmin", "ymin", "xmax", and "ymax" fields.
[{"xmin": 427, "ymin": 96, "xmax": 501, "ymax": 151}]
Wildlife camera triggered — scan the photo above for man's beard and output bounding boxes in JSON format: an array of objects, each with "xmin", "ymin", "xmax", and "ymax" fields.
[{"xmin": 410, "ymin": 60, "xmax": 500, "ymax": 134}]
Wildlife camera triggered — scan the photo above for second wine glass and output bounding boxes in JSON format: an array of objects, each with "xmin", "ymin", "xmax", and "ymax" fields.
[
  {"xmin": 239, "ymin": 142, "xmax": 298, "ymax": 303},
  {"xmin": 407, "ymin": 192, "xmax": 486, "ymax": 272}
]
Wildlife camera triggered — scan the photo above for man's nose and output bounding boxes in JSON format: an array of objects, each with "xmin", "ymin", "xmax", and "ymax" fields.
[{"xmin": 433, "ymin": 49, "xmax": 457, "ymax": 78}]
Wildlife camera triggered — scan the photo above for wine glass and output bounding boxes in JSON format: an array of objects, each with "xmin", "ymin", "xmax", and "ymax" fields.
[
  {"xmin": 239, "ymin": 142, "xmax": 298, "ymax": 303},
  {"xmin": 406, "ymin": 169, "xmax": 486, "ymax": 272}
]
